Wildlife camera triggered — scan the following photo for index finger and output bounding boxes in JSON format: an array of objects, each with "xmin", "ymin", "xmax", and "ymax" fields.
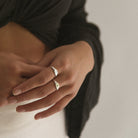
[{"xmin": 12, "ymin": 66, "xmax": 60, "ymax": 95}]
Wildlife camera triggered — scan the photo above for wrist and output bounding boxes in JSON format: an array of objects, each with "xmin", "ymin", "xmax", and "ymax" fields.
[{"xmin": 73, "ymin": 41, "xmax": 95, "ymax": 72}]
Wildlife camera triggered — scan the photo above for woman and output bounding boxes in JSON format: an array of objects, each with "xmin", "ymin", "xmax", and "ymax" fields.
[{"xmin": 0, "ymin": 0, "xmax": 104, "ymax": 138}]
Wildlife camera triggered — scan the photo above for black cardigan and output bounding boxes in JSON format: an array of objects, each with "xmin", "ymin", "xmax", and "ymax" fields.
[{"xmin": 0, "ymin": 0, "xmax": 104, "ymax": 138}]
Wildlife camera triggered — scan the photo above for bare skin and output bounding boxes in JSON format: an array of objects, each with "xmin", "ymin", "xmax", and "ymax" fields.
[
  {"xmin": 0, "ymin": 21, "xmax": 95, "ymax": 120},
  {"xmin": 0, "ymin": 21, "xmax": 51, "ymax": 63},
  {"xmin": 9, "ymin": 41, "xmax": 95, "ymax": 120},
  {"xmin": 0, "ymin": 21, "xmax": 50, "ymax": 106},
  {"xmin": 0, "ymin": 52, "xmax": 45, "ymax": 106}
]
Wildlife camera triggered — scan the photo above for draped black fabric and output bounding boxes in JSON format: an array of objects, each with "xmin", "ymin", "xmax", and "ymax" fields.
[{"xmin": 0, "ymin": 0, "xmax": 104, "ymax": 138}]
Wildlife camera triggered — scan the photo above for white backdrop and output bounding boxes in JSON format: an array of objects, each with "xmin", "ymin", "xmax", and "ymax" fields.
[{"xmin": 81, "ymin": 0, "xmax": 138, "ymax": 138}]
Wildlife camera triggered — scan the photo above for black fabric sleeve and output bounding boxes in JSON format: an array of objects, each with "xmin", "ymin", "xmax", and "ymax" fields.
[{"xmin": 56, "ymin": 0, "xmax": 104, "ymax": 138}]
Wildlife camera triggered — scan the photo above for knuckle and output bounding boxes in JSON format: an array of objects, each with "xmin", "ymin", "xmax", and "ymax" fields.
[
  {"xmin": 10, "ymin": 63, "xmax": 21, "ymax": 73},
  {"xmin": 37, "ymin": 75, "xmax": 47, "ymax": 85},
  {"xmin": 71, "ymin": 91, "xmax": 77, "ymax": 98},
  {"xmin": 69, "ymin": 83, "xmax": 76, "ymax": 91},
  {"xmin": 61, "ymin": 58, "xmax": 70, "ymax": 70},
  {"xmin": 67, "ymin": 72, "xmax": 75, "ymax": 83}
]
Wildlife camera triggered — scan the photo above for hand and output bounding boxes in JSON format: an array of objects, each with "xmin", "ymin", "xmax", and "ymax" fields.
[
  {"xmin": 0, "ymin": 51, "xmax": 44, "ymax": 106},
  {"xmin": 8, "ymin": 41, "xmax": 95, "ymax": 120}
]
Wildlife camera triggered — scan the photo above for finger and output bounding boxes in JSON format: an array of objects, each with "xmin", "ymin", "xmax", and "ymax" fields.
[
  {"xmin": 15, "ymin": 85, "xmax": 71, "ymax": 112},
  {"xmin": 20, "ymin": 63, "xmax": 45, "ymax": 78},
  {"xmin": 34, "ymin": 94, "xmax": 73, "ymax": 120},
  {"xmin": 8, "ymin": 77, "xmax": 27, "ymax": 98},
  {"xmin": 0, "ymin": 98, "xmax": 8, "ymax": 107},
  {"xmin": 37, "ymin": 51, "xmax": 55, "ymax": 67},
  {"xmin": 14, "ymin": 53, "xmax": 35, "ymax": 64},
  {"xmin": 12, "ymin": 65, "xmax": 62, "ymax": 96},
  {"xmin": 8, "ymin": 73, "xmax": 68, "ymax": 103}
]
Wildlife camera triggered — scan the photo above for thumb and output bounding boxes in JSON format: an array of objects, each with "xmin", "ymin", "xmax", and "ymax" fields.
[{"xmin": 20, "ymin": 63, "xmax": 45, "ymax": 78}]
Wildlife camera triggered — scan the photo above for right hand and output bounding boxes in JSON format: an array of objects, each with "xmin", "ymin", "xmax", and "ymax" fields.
[{"xmin": 0, "ymin": 52, "xmax": 44, "ymax": 107}]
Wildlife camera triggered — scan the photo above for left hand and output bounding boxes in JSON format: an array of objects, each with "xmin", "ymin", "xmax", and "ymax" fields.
[{"xmin": 7, "ymin": 41, "xmax": 95, "ymax": 120}]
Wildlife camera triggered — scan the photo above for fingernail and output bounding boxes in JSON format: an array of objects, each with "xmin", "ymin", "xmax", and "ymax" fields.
[
  {"xmin": 13, "ymin": 89, "xmax": 22, "ymax": 95},
  {"xmin": 8, "ymin": 98, "xmax": 17, "ymax": 104}
]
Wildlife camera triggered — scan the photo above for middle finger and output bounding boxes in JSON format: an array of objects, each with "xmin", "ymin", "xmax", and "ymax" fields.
[
  {"xmin": 12, "ymin": 65, "xmax": 62, "ymax": 95},
  {"xmin": 16, "ymin": 85, "xmax": 72, "ymax": 112},
  {"xmin": 7, "ymin": 73, "xmax": 68, "ymax": 104}
]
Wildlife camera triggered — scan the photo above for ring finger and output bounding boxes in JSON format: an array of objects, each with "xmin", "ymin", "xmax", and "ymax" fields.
[
  {"xmin": 16, "ymin": 85, "xmax": 72, "ymax": 112},
  {"xmin": 8, "ymin": 72, "xmax": 69, "ymax": 104}
]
